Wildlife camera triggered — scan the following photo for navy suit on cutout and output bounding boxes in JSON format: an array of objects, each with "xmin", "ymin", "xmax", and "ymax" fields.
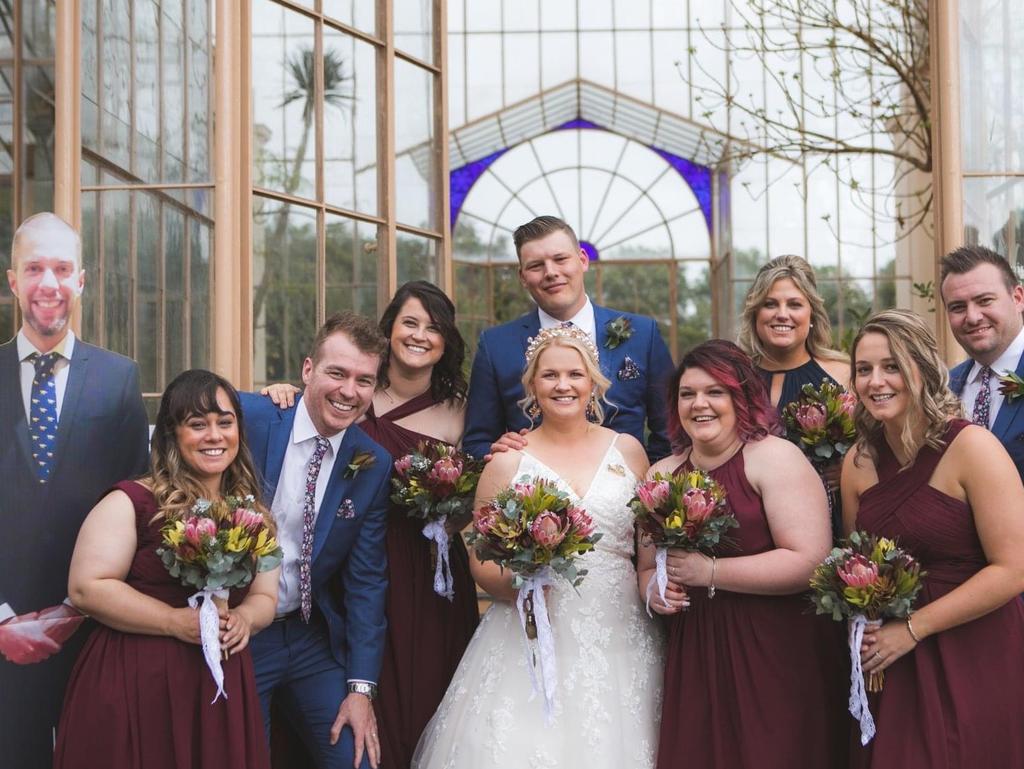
[
  {"xmin": 0, "ymin": 337, "xmax": 149, "ymax": 769},
  {"xmin": 241, "ymin": 393, "xmax": 391, "ymax": 768},
  {"xmin": 463, "ymin": 304, "xmax": 674, "ymax": 462},
  {"xmin": 950, "ymin": 353, "xmax": 1024, "ymax": 481}
]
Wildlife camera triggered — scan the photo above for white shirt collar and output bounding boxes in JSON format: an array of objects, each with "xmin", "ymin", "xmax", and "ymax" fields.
[
  {"xmin": 292, "ymin": 397, "xmax": 346, "ymax": 454},
  {"xmin": 537, "ymin": 296, "xmax": 596, "ymax": 338},
  {"xmin": 969, "ymin": 326, "xmax": 1024, "ymax": 384},
  {"xmin": 17, "ymin": 329, "xmax": 76, "ymax": 362}
]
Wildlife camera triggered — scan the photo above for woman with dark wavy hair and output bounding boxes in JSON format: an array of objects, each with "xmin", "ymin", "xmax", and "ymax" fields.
[
  {"xmin": 54, "ymin": 369, "xmax": 278, "ymax": 769},
  {"xmin": 844, "ymin": 310, "xmax": 1024, "ymax": 769},
  {"xmin": 640, "ymin": 340, "xmax": 848, "ymax": 769}
]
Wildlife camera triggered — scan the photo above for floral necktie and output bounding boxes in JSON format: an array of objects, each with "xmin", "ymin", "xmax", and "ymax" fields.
[
  {"xmin": 300, "ymin": 436, "xmax": 331, "ymax": 622},
  {"xmin": 972, "ymin": 366, "xmax": 992, "ymax": 427}
]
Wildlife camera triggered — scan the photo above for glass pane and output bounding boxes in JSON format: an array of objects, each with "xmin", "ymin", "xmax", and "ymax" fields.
[
  {"xmin": 394, "ymin": 59, "xmax": 437, "ymax": 229},
  {"xmin": 963, "ymin": 176, "xmax": 1024, "ymax": 270},
  {"xmin": 82, "ymin": 0, "xmax": 99, "ymax": 155},
  {"xmin": 101, "ymin": 189, "xmax": 133, "ymax": 358},
  {"xmin": 598, "ymin": 262, "xmax": 672, "ymax": 353},
  {"xmin": 165, "ymin": 207, "xmax": 187, "ymax": 382},
  {"xmin": 676, "ymin": 261, "xmax": 713, "ymax": 358},
  {"xmin": 22, "ymin": 0, "xmax": 56, "ymax": 58},
  {"xmin": 491, "ymin": 264, "xmax": 533, "ymax": 323},
  {"xmin": 325, "ymin": 213, "xmax": 379, "ymax": 317},
  {"xmin": 0, "ymin": 61, "xmax": 12, "ymax": 338},
  {"xmin": 161, "ymin": 3, "xmax": 186, "ymax": 183},
  {"xmin": 136, "ymin": 192, "xmax": 160, "ymax": 392},
  {"xmin": 188, "ymin": 0, "xmax": 213, "ymax": 181},
  {"xmin": 396, "ymin": 230, "xmax": 439, "ymax": 285},
  {"xmin": 252, "ymin": 196, "xmax": 318, "ymax": 386},
  {"xmin": 80, "ymin": 185, "xmax": 100, "ymax": 341},
  {"xmin": 394, "ymin": 0, "xmax": 433, "ymax": 63},
  {"xmin": 323, "ymin": 0, "xmax": 376, "ymax": 37},
  {"xmin": 101, "ymin": 0, "xmax": 132, "ymax": 171},
  {"xmin": 190, "ymin": 217, "xmax": 212, "ymax": 370},
  {"xmin": 0, "ymin": 5, "xmax": 12, "ymax": 58},
  {"xmin": 960, "ymin": 1, "xmax": 1024, "ymax": 172},
  {"xmin": 134, "ymin": 0, "xmax": 161, "ymax": 182},
  {"xmin": 323, "ymin": 30, "xmax": 377, "ymax": 214},
  {"xmin": 251, "ymin": 0, "xmax": 316, "ymax": 200}
]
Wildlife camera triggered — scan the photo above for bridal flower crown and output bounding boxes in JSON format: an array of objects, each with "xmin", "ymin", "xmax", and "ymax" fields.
[{"xmin": 525, "ymin": 325, "xmax": 600, "ymax": 365}]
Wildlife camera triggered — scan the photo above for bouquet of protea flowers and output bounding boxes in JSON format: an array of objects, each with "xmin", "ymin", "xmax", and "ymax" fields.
[
  {"xmin": 157, "ymin": 496, "xmax": 283, "ymax": 701},
  {"xmin": 467, "ymin": 476, "xmax": 601, "ymax": 718},
  {"xmin": 809, "ymin": 530, "xmax": 925, "ymax": 744},
  {"xmin": 630, "ymin": 469, "xmax": 736, "ymax": 611},
  {"xmin": 783, "ymin": 379, "xmax": 857, "ymax": 465},
  {"xmin": 391, "ymin": 442, "xmax": 483, "ymax": 600}
]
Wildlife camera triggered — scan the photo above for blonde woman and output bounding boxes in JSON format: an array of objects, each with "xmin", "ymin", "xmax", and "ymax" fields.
[
  {"xmin": 413, "ymin": 326, "xmax": 664, "ymax": 769},
  {"xmin": 54, "ymin": 370, "xmax": 278, "ymax": 769},
  {"xmin": 738, "ymin": 254, "xmax": 849, "ymax": 410},
  {"xmin": 843, "ymin": 310, "xmax": 1024, "ymax": 769}
]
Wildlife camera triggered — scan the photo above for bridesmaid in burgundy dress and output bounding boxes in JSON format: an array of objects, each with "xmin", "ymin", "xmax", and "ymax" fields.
[
  {"xmin": 640, "ymin": 340, "xmax": 849, "ymax": 769},
  {"xmin": 360, "ymin": 281, "xmax": 479, "ymax": 769},
  {"xmin": 843, "ymin": 310, "xmax": 1024, "ymax": 769},
  {"xmin": 54, "ymin": 370, "xmax": 278, "ymax": 769}
]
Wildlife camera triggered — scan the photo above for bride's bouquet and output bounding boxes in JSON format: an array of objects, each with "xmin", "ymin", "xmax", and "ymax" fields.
[
  {"xmin": 809, "ymin": 530, "xmax": 925, "ymax": 744},
  {"xmin": 630, "ymin": 470, "xmax": 736, "ymax": 612},
  {"xmin": 157, "ymin": 496, "xmax": 283, "ymax": 701},
  {"xmin": 467, "ymin": 476, "xmax": 601, "ymax": 717},
  {"xmin": 391, "ymin": 441, "xmax": 483, "ymax": 600}
]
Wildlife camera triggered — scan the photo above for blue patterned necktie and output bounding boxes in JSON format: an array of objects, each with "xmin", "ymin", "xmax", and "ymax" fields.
[
  {"xmin": 29, "ymin": 352, "xmax": 61, "ymax": 483},
  {"xmin": 299, "ymin": 436, "xmax": 331, "ymax": 622},
  {"xmin": 973, "ymin": 366, "xmax": 992, "ymax": 427}
]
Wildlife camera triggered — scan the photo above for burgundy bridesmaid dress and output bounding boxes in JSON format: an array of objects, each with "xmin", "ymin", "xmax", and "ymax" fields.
[
  {"xmin": 851, "ymin": 419, "xmax": 1024, "ymax": 769},
  {"xmin": 360, "ymin": 392, "xmax": 479, "ymax": 769},
  {"xmin": 53, "ymin": 481, "xmax": 270, "ymax": 769},
  {"xmin": 657, "ymin": 448, "xmax": 849, "ymax": 769}
]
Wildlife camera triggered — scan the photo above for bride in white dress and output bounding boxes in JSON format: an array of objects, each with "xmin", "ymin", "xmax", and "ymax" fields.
[{"xmin": 413, "ymin": 326, "xmax": 665, "ymax": 769}]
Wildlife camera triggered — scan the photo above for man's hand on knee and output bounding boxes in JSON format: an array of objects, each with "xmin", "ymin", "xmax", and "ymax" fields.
[{"xmin": 331, "ymin": 692, "xmax": 380, "ymax": 768}]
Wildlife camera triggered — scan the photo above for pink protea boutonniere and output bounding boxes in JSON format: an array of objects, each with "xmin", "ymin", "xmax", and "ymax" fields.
[
  {"xmin": 344, "ymin": 450, "xmax": 376, "ymax": 479},
  {"xmin": 998, "ymin": 371, "xmax": 1024, "ymax": 403},
  {"xmin": 604, "ymin": 316, "xmax": 633, "ymax": 350}
]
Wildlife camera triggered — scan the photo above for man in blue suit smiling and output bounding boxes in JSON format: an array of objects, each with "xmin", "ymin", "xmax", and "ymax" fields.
[
  {"xmin": 464, "ymin": 215, "xmax": 673, "ymax": 462},
  {"xmin": 942, "ymin": 245, "xmax": 1024, "ymax": 481},
  {"xmin": 242, "ymin": 312, "xmax": 391, "ymax": 769}
]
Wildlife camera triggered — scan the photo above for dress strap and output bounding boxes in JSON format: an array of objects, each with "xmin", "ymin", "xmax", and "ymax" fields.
[{"xmin": 372, "ymin": 389, "xmax": 439, "ymax": 423}]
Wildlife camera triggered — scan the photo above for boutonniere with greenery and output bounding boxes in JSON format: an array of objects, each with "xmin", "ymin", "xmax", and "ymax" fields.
[
  {"xmin": 344, "ymin": 450, "xmax": 376, "ymax": 479},
  {"xmin": 998, "ymin": 371, "xmax": 1024, "ymax": 403},
  {"xmin": 604, "ymin": 316, "xmax": 633, "ymax": 350}
]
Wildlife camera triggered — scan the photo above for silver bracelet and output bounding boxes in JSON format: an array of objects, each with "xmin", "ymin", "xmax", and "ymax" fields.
[{"xmin": 708, "ymin": 555, "xmax": 717, "ymax": 599}]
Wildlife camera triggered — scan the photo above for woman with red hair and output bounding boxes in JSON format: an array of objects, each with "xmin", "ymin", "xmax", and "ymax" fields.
[{"xmin": 639, "ymin": 340, "xmax": 848, "ymax": 769}]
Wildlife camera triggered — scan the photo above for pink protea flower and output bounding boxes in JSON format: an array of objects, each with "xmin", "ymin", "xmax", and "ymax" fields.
[
  {"xmin": 795, "ymin": 403, "xmax": 827, "ymax": 431},
  {"xmin": 233, "ymin": 508, "xmax": 264, "ymax": 532},
  {"xmin": 838, "ymin": 391, "xmax": 857, "ymax": 417},
  {"xmin": 637, "ymin": 480, "xmax": 671, "ymax": 512},
  {"xmin": 394, "ymin": 454, "xmax": 413, "ymax": 478},
  {"xmin": 530, "ymin": 510, "xmax": 568, "ymax": 548},
  {"xmin": 682, "ymin": 488, "xmax": 717, "ymax": 524},
  {"xmin": 429, "ymin": 456, "xmax": 462, "ymax": 485},
  {"xmin": 473, "ymin": 504, "xmax": 499, "ymax": 535},
  {"xmin": 567, "ymin": 506, "xmax": 595, "ymax": 538},
  {"xmin": 184, "ymin": 516, "xmax": 217, "ymax": 547},
  {"xmin": 837, "ymin": 554, "xmax": 879, "ymax": 588},
  {"xmin": 513, "ymin": 481, "xmax": 536, "ymax": 498}
]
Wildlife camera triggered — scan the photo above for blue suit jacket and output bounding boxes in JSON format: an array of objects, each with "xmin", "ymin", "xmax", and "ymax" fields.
[
  {"xmin": 0, "ymin": 336, "xmax": 149, "ymax": 769},
  {"xmin": 950, "ymin": 352, "xmax": 1024, "ymax": 480},
  {"xmin": 240, "ymin": 393, "xmax": 392, "ymax": 683},
  {"xmin": 463, "ymin": 304, "xmax": 674, "ymax": 462}
]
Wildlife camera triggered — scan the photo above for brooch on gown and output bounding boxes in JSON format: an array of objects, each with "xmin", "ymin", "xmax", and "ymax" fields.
[{"xmin": 607, "ymin": 463, "xmax": 626, "ymax": 476}]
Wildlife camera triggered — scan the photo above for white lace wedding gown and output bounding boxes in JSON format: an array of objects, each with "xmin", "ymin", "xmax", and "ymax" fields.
[{"xmin": 412, "ymin": 438, "xmax": 665, "ymax": 769}]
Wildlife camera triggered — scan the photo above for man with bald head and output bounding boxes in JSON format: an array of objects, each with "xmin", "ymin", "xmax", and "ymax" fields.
[{"xmin": 0, "ymin": 212, "xmax": 149, "ymax": 768}]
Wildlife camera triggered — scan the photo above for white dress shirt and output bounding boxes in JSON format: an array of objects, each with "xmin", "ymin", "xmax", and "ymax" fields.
[
  {"xmin": 18, "ymin": 330, "xmax": 75, "ymax": 422},
  {"xmin": 962, "ymin": 326, "xmax": 1024, "ymax": 428},
  {"xmin": 271, "ymin": 399, "xmax": 346, "ymax": 615},
  {"xmin": 537, "ymin": 295, "xmax": 597, "ymax": 346}
]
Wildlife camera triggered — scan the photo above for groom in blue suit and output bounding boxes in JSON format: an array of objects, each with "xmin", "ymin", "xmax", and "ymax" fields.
[
  {"xmin": 941, "ymin": 245, "xmax": 1024, "ymax": 480},
  {"xmin": 242, "ymin": 312, "xmax": 391, "ymax": 769},
  {"xmin": 464, "ymin": 216, "xmax": 673, "ymax": 462}
]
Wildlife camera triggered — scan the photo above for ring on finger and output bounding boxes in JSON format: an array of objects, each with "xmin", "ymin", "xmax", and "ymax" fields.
[{"xmin": 872, "ymin": 651, "xmax": 884, "ymax": 662}]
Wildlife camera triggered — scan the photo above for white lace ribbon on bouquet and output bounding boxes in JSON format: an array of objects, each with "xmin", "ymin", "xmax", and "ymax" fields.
[
  {"xmin": 848, "ymin": 614, "xmax": 880, "ymax": 745},
  {"xmin": 421, "ymin": 518, "xmax": 454, "ymax": 601},
  {"xmin": 189, "ymin": 587, "xmax": 230, "ymax": 703},
  {"xmin": 644, "ymin": 546, "xmax": 670, "ymax": 616},
  {"xmin": 515, "ymin": 569, "xmax": 558, "ymax": 723}
]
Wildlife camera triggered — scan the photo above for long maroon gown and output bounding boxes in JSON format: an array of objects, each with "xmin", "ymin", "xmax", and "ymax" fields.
[
  {"xmin": 359, "ymin": 392, "xmax": 479, "ymax": 769},
  {"xmin": 53, "ymin": 481, "xmax": 270, "ymax": 769},
  {"xmin": 657, "ymin": 448, "xmax": 849, "ymax": 769},
  {"xmin": 851, "ymin": 419, "xmax": 1024, "ymax": 768}
]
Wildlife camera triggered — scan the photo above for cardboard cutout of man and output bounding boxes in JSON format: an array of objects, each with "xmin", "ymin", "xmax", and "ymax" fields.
[{"xmin": 0, "ymin": 213, "xmax": 149, "ymax": 769}]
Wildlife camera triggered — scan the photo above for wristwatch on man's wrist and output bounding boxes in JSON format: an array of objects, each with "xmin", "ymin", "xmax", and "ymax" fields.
[{"xmin": 347, "ymin": 681, "xmax": 377, "ymax": 700}]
